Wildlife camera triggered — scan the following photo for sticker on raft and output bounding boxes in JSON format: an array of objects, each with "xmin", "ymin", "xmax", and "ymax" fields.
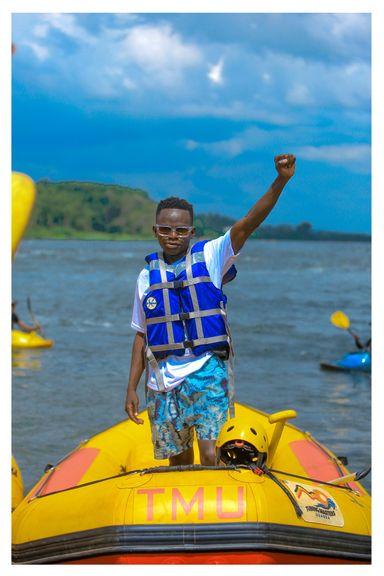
[
  {"xmin": 284, "ymin": 481, "xmax": 344, "ymax": 527},
  {"xmin": 145, "ymin": 296, "xmax": 158, "ymax": 311}
]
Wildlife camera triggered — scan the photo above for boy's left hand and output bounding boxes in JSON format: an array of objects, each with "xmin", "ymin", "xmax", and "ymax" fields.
[{"xmin": 275, "ymin": 154, "xmax": 296, "ymax": 180}]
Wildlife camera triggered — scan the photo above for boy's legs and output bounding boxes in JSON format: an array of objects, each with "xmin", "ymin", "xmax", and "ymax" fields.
[
  {"xmin": 165, "ymin": 437, "xmax": 223, "ymax": 469},
  {"xmin": 197, "ymin": 439, "xmax": 216, "ymax": 466},
  {"xmin": 169, "ymin": 447, "xmax": 194, "ymax": 466},
  {"xmin": 146, "ymin": 354, "xmax": 229, "ymax": 465},
  {"xmin": 146, "ymin": 386, "xmax": 195, "ymax": 463},
  {"xmin": 188, "ymin": 354, "xmax": 229, "ymax": 465},
  {"xmin": 168, "ymin": 440, "xmax": 217, "ymax": 466}
]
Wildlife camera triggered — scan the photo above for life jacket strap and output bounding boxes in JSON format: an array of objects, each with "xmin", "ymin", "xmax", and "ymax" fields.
[
  {"xmin": 145, "ymin": 345, "xmax": 166, "ymax": 392},
  {"xmin": 158, "ymin": 258, "xmax": 175, "ymax": 347},
  {"xmin": 149, "ymin": 334, "xmax": 230, "ymax": 353},
  {"xmin": 219, "ymin": 300, "xmax": 235, "ymax": 418},
  {"xmin": 149, "ymin": 276, "xmax": 211, "ymax": 291},
  {"xmin": 185, "ymin": 248, "xmax": 205, "ymax": 342},
  {"xmin": 147, "ymin": 249, "xmax": 206, "ymax": 275},
  {"xmin": 145, "ymin": 307, "xmax": 225, "ymax": 325},
  {"xmin": 227, "ymin": 348, "xmax": 235, "ymax": 419}
]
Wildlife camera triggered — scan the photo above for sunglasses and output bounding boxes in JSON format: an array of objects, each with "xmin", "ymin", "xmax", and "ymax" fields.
[{"xmin": 154, "ymin": 225, "xmax": 194, "ymax": 237}]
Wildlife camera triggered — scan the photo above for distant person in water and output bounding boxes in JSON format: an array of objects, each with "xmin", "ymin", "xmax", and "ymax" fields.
[
  {"xmin": 352, "ymin": 332, "xmax": 371, "ymax": 353},
  {"xmin": 12, "ymin": 301, "xmax": 37, "ymax": 333}
]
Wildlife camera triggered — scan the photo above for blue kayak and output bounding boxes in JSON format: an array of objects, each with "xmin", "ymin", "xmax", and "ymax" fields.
[{"xmin": 320, "ymin": 351, "xmax": 371, "ymax": 372}]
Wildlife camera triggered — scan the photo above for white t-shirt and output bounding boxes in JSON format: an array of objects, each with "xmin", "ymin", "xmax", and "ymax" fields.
[{"xmin": 131, "ymin": 229, "xmax": 239, "ymax": 391}]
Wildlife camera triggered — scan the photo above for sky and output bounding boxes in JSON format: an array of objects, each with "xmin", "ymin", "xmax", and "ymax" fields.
[{"xmin": 10, "ymin": 11, "xmax": 373, "ymax": 233}]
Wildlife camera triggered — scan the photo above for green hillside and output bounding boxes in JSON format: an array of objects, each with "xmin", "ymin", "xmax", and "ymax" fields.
[
  {"xmin": 25, "ymin": 179, "xmax": 370, "ymax": 242},
  {"xmin": 27, "ymin": 180, "xmax": 156, "ymax": 238},
  {"xmin": 26, "ymin": 179, "xmax": 236, "ymax": 240}
]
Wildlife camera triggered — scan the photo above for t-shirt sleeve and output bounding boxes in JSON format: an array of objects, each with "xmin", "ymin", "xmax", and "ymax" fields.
[
  {"xmin": 131, "ymin": 268, "xmax": 149, "ymax": 333},
  {"xmin": 203, "ymin": 228, "xmax": 239, "ymax": 289}
]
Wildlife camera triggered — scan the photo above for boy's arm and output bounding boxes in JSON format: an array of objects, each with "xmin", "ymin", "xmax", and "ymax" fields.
[
  {"xmin": 230, "ymin": 154, "xmax": 296, "ymax": 254},
  {"xmin": 125, "ymin": 331, "xmax": 146, "ymax": 424}
]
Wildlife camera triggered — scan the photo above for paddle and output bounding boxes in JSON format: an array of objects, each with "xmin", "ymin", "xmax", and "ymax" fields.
[
  {"xmin": 330, "ymin": 310, "xmax": 353, "ymax": 334},
  {"xmin": 330, "ymin": 310, "xmax": 362, "ymax": 344},
  {"xmin": 331, "ymin": 310, "xmax": 372, "ymax": 354},
  {"xmin": 328, "ymin": 466, "xmax": 371, "ymax": 486},
  {"xmin": 27, "ymin": 297, "xmax": 44, "ymax": 337}
]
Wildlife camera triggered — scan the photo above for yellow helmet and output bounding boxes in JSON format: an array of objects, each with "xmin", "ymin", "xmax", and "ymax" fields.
[{"xmin": 216, "ymin": 417, "xmax": 269, "ymax": 467}]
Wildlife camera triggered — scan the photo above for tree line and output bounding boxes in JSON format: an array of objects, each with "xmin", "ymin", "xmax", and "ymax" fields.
[{"xmin": 25, "ymin": 179, "xmax": 370, "ymax": 242}]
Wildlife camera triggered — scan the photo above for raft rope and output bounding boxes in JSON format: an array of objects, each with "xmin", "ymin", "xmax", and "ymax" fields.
[
  {"xmin": 31, "ymin": 464, "xmax": 238, "ymax": 499},
  {"xmin": 267, "ymin": 465, "xmax": 371, "ymax": 488},
  {"xmin": 259, "ymin": 464, "xmax": 369, "ymax": 517},
  {"xmin": 262, "ymin": 467, "xmax": 303, "ymax": 517},
  {"xmin": 31, "ymin": 461, "xmax": 370, "ymax": 501}
]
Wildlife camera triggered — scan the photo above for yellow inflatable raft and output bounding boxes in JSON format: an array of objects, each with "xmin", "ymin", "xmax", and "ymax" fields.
[
  {"xmin": 12, "ymin": 457, "xmax": 24, "ymax": 512},
  {"xmin": 12, "ymin": 330, "xmax": 54, "ymax": 349},
  {"xmin": 12, "ymin": 403, "xmax": 371, "ymax": 565},
  {"xmin": 12, "ymin": 172, "xmax": 36, "ymax": 258}
]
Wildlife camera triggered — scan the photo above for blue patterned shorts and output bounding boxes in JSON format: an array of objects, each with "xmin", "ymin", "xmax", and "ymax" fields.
[{"xmin": 146, "ymin": 355, "xmax": 229, "ymax": 460}]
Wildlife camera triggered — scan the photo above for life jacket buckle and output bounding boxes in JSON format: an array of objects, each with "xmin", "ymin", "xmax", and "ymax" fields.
[
  {"xmin": 179, "ymin": 312, "xmax": 190, "ymax": 321},
  {"xmin": 173, "ymin": 280, "xmax": 185, "ymax": 289},
  {"xmin": 183, "ymin": 339, "xmax": 194, "ymax": 348}
]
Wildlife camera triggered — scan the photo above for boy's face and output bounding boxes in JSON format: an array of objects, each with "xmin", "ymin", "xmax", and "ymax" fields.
[{"xmin": 153, "ymin": 208, "xmax": 195, "ymax": 262}]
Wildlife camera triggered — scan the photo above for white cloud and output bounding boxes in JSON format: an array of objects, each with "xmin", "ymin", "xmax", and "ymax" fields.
[
  {"xmin": 205, "ymin": 137, "xmax": 244, "ymax": 157},
  {"xmin": 298, "ymin": 144, "xmax": 371, "ymax": 173},
  {"xmin": 122, "ymin": 77, "xmax": 137, "ymax": 91},
  {"xmin": 42, "ymin": 13, "xmax": 96, "ymax": 45},
  {"xmin": 120, "ymin": 23, "xmax": 202, "ymax": 88},
  {"xmin": 297, "ymin": 14, "xmax": 370, "ymax": 62},
  {"xmin": 180, "ymin": 101, "xmax": 292, "ymax": 124},
  {"xmin": 185, "ymin": 140, "xmax": 198, "ymax": 151},
  {"xmin": 113, "ymin": 14, "xmax": 142, "ymax": 26},
  {"xmin": 12, "ymin": 13, "xmax": 370, "ymax": 123},
  {"xmin": 208, "ymin": 58, "xmax": 224, "ymax": 85},
  {"xmin": 260, "ymin": 51, "xmax": 371, "ymax": 110},
  {"xmin": 329, "ymin": 14, "xmax": 370, "ymax": 42},
  {"xmin": 286, "ymin": 83, "xmax": 313, "ymax": 105},
  {"xmin": 185, "ymin": 126, "xmax": 273, "ymax": 158},
  {"xmin": 33, "ymin": 23, "xmax": 49, "ymax": 39},
  {"xmin": 24, "ymin": 41, "xmax": 50, "ymax": 62}
]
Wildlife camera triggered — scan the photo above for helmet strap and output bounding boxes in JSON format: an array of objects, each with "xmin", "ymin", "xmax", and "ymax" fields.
[{"xmin": 256, "ymin": 452, "xmax": 265, "ymax": 469}]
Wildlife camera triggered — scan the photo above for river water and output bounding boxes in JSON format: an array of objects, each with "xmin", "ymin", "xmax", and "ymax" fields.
[{"xmin": 12, "ymin": 239, "xmax": 371, "ymax": 492}]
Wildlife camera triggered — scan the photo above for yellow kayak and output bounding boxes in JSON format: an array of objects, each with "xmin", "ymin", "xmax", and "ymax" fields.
[
  {"xmin": 12, "ymin": 172, "xmax": 36, "ymax": 258},
  {"xmin": 12, "ymin": 330, "xmax": 54, "ymax": 349},
  {"xmin": 12, "ymin": 457, "xmax": 24, "ymax": 512},
  {"xmin": 12, "ymin": 403, "xmax": 370, "ymax": 564}
]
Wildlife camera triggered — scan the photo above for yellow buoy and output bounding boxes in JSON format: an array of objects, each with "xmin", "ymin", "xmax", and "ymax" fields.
[
  {"xmin": 12, "ymin": 456, "xmax": 24, "ymax": 512},
  {"xmin": 12, "ymin": 172, "xmax": 36, "ymax": 258}
]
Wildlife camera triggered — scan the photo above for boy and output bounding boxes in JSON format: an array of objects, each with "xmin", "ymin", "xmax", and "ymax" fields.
[{"xmin": 125, "ymin": 153, "xmax": 296, "ymax": 466}]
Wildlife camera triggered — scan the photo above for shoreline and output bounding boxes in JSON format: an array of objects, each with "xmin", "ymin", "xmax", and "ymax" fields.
[{"xmin": 24, "ymin": 232, "xmax": 371, "ymax": 243}]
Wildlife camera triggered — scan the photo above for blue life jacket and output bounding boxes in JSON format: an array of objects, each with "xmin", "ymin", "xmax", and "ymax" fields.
[{"xmin": 143, "ymin": 240, "xmax": 236, "ymax": 360}]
